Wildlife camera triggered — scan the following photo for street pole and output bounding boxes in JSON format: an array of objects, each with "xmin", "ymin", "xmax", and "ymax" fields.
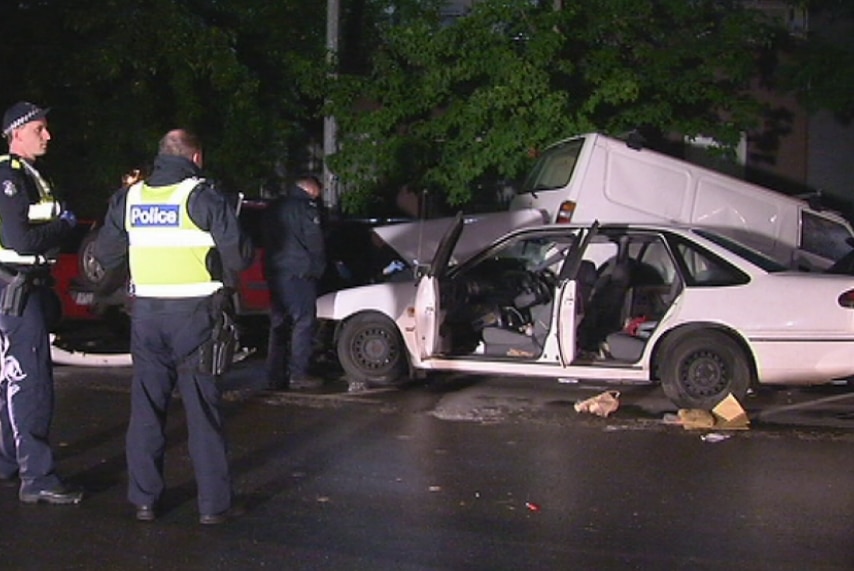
[{"xmin": 323, "ymin": 0, "xmax": 340, "ymax": 211}]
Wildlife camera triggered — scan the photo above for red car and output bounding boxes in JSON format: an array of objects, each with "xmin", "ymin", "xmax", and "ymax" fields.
[{"xmin": 52, "ymin": 220, "xmax": 103, "ymax": 321}]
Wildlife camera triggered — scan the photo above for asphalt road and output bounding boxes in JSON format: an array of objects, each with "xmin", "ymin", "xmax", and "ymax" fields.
[{"xmin": 1, "ymin": 356, "xmax": 852, "ymax": 570}]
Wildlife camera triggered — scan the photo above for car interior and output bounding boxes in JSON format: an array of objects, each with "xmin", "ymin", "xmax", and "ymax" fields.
[{"xmin": 439, "ymin": 228, "xmax": 685, "ymax": 363}]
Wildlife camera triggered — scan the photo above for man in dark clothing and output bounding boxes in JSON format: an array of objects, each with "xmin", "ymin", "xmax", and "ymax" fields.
[
  {"xmin": 94, "ymin": 129, "xmax": 253, "ymax": 524},
  {"xmin": 0, "ymin": 101, "xmax": 82, "ymax": 505},
  {"xmin": 263, "ymin": 175, "xmax": 326, "ymax": 390}
]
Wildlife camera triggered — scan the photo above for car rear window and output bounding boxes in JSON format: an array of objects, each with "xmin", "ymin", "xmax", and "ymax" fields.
[{"xmin": 692, "ymin": 229, "xmax": 787, "ymax": 274}]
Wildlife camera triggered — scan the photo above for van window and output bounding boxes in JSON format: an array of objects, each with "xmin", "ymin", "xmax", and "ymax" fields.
[
  {"xmin": 519, "ymin": 139, "xmax": 584, "ymax": 194},
  {"xmin": 801, "ymin": 211, "xmax": 853, "ymax": 262}
]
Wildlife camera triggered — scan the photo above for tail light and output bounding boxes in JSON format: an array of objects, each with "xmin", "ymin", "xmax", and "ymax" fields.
[
  {"xmin": 555, "ymin": 201, "xmax": 577, "ymax": 224},
  {"xmin": 838, "ymin": 290, "xmax": 854, "ymax": 308}
]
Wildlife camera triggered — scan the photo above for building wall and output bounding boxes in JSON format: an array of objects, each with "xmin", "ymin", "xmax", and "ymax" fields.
[
  {"xmin": 805, "ymin": 11, "xmax": 854, "ymax": 207},
  {"xmin": 748, "ymin": 3, "xmax": 854, "ymax": 207}
]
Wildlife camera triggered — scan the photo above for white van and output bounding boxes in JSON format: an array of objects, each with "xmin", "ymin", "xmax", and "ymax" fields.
[{"xmin": 509, "ymin": 132, "xmax": 854, "ymax": 270}]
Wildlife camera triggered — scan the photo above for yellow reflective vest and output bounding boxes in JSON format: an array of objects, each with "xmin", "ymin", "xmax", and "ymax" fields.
[
  {"xmin": 0, "ymin": 154, "xmax": 61, "ymax": 265},
  {"xmin": 125, "ymin": 178, "xmax": 222, "ymax": 298}
]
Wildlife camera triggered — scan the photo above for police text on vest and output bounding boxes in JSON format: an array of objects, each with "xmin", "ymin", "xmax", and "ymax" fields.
[{"xmin": 130, "ymin": 204, "xmax": 180, "ymax": 227}]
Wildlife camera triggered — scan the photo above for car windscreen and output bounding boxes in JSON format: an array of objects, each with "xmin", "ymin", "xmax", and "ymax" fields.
[
  {"xmin": 451, "ymin": 228, "xmax": 580, "ymax": 280},
  {"xmin": 692, "ymin": 228, "xmax": 788, "ymax": 273},
  {"xmin": 518, "ymin": 138, "xmax": 584, "ymax": 195}
]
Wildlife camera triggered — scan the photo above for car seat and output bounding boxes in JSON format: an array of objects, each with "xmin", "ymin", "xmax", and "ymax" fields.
[
  {"xmin": 577, "ymin": 255, "xmax": 666, "ymax": 352},
  {"xmin": 576, "ymin": 258, "xmax": 631, "ymax": 351},
  {"xmin": 575, "ymin": 260, "xmax": 597, "ymax": 318},
  {"xmin": 482, "ymin": 302, "xmax": 553, "ymax": 358}
]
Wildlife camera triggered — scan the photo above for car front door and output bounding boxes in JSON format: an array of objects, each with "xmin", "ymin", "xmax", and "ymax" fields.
[{"xmin": 414, "ymin": 213, "xmax": 465, "ymax": 359}]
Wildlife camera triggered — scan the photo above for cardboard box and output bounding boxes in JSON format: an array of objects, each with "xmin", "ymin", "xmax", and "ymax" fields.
[{"xmin": 711, "ymin": 393, "xmax": 750, "ymax": 430}]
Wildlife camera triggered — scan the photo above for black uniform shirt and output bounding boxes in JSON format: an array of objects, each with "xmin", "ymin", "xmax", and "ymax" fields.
[
  {"xmin": 262, "ymin": 186, "xmax": 326, "ymax": 280},
  {"xmin": 94, "ymin": 154, "xmax": 253, "ymax": 307},
  {"xmin": 0, "ymin": 154, "xmax": 69, "ymax": 268}
]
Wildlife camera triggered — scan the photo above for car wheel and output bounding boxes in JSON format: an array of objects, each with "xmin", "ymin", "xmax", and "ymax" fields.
[
  {"xmin": 78, "ymin": 228, "xmax": 129, "ymax": 297},
  {"xmin": 659, "ymin": 330, "xmax": 752, "ymax": 409},
  {"xmin": 337, "ymin": 313, "xmax": 408, "ymax": 386},
  {"xmin": 78, "ymin": 229, "xmax": 106, "ymax": 287}
]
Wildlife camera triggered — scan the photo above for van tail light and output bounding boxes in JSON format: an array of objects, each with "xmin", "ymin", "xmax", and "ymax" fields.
[
  {"xmin": 838, "ymin": 290, "xmax": 854, "ymax": 308},
  {"xmin": 556, "ymin": 201, "xmax": 577, "ymax": 224}
]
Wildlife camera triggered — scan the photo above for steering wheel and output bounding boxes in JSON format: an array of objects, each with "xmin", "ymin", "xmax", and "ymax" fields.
[{"xmin": 514, "ymin": 270, "xmax": 555, "ymax": 310}]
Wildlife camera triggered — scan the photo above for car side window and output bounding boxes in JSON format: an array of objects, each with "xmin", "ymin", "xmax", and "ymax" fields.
[
  {"xmin": 633, "ymin": 239, "xmax": 677, "ymax": 285},
  {"xmin": 671, "ymin": 238, "xmax": 748, "ymax": 286},
  {"xmin": 582, "ymin": 241, "xmax": 618, "ymax": 270}
]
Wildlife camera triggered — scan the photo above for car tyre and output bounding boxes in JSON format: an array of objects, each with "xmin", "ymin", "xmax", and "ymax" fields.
[
  {"xmin": 78, "ymin": 228, "xmax": 106, "ymax": 287},
  {"xmin": 78, "ymin": 227, "xmax": 129, "ymax": 297},
  {"xmin": 337, "ymin": 313, "xmax": 408, "ymax": 387},
  {"xmin": 659, "ymin": 330, "xmax": 752, "ymax": 409}
]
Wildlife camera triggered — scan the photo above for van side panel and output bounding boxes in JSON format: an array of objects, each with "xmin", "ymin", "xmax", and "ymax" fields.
[
  {"xmin": 573, "ymin": 135, "xmax": 692, "ymax": 225},
  {"xmin": 602, "ymin": 140, "xmax": 691, "ymax": 222},
  {"xmin": 692, "ymin": 177, "xmax": 782, "ymax": 251}
]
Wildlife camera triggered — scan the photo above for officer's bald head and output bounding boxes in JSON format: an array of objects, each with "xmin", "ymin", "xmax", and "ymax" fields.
[{"xmin": 159, "ymin": 129, "xmax": 203, "ymax": 166}]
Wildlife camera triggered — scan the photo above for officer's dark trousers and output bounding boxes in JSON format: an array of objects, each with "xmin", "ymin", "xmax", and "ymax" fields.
[
  {"xmin": 266, "ymin": 275, "xmax": 317, "ymax": 383},
  {"xmin": 0, "ymin": 285, "xmax": 62, "ymax": 494},
  {"xmin": 126, "ymin": 297, "xmax": 231, "ymax": 516}
]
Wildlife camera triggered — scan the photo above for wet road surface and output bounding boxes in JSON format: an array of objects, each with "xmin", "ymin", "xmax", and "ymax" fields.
[{"xmin": 1, "ymin": 358, "xmax": 852, "ymax": 570}]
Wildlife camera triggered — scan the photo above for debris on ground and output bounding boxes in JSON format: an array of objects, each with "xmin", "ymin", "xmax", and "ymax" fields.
[
  {"xmin": 676, "ymin": 409, "xmax": 716, "ymax": 429},
  {"xmin": 347, "ymin": 380, "xmax": 368, "ymax": 393},
  {"xmin": 671, "ymin": 393, "xmax": 750, "ymax": 431},
  {"xmin": 700, "ymin": 432, "xmax": 733, "ymax": 443},
  {"xmin": 711, "ymin": 393, "xmax": 750, "ymax": 429},
  {"xmin": 574, "ymin": 390, "xmax": 620, "ymax": 417}
]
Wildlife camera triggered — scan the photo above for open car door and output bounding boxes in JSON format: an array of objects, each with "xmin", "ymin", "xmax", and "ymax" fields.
[{"xmin": 414, "ymin": 213, "xmax": 465, "ymax": 358}]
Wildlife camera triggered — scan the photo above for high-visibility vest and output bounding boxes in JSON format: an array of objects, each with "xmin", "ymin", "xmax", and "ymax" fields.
[
  {"xmin": 125, "ymin": 178, "xmax": 222, "ymax": 298},
  {"xmin": 0, "ymin": 154, "xmax": 60, "ymax": 265}
]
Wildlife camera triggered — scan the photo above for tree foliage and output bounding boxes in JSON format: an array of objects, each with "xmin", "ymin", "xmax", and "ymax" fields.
[
  {"xmin": 326, "ymin": 0, "xmax": 784, "ymax": 213},
  {"xmin": 775, "ymin": 1, "xmax": 854, "ymax": 121},
  {"xmin": 0, "ymin": 0, "xmax": 327, "ymax": 215}
]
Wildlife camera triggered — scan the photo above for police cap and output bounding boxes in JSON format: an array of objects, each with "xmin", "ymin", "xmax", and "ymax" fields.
[{"xmin": 2, "ymin": 101, "xmax": 50, "ymax": 137}]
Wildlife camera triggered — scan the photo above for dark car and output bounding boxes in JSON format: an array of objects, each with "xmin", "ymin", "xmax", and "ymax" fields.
[{"xmin": 68, "ymin": 197, "xmax": 409, "ymax": 319}]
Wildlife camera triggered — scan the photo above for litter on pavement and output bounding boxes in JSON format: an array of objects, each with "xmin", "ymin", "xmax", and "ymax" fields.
[
  {"xmin": 668, "ymin": 392, "xmax": 751, "ymax": 431},
  {"xmin": 700, "ymin": 432, "xmax": 733, "ymax": 443},
  {"xmin": 574, "ymin": 390, "xmax": 620, "ymax": 417}
]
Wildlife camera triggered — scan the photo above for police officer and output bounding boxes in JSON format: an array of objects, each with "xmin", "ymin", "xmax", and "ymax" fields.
[
  {"xmin": 94, "ymin": 129, "xmax": 252, "ymax": 524},
  {"xmin": 0, "ymin": 101, "xmax": 82, "ymax": 505},
  {"xmin": 262, "ymin": 175, "xmax": 326, "ymax": 390}
]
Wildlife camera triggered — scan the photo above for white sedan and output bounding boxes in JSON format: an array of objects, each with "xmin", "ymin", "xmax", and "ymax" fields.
[{"xmin": 317, "ymin": 215, "xmax": 854, "ymax": 409}]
